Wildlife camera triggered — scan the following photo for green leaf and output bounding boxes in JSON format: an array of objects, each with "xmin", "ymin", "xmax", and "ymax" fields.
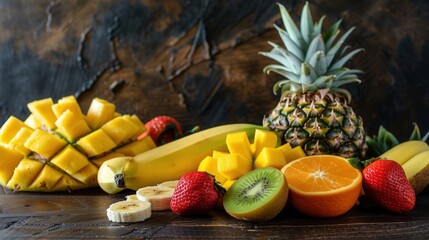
[
  {"xmin": 273, "ymin": 24, "xmax": 304, "ymax": 61},
  {"xmin": 409, "ymin": 123, "xmax": 421, "ymax": 140},
  {"xmin": 313, "ymin": 15, "xmax": 326, "ymax": 39},
  {"xmin": 263, "ymin": 65, "xmax": 300, "ymax": 82},
  {"xmin": 300, "ymin": 1, "xmax": 314, "ymax": 45},
  {"xmin": 277, "ymin": 3, "xmax": 305, "ymax": 49},
  {"xmin": 330, "ymin": 48, "xmax": 364, "ymax": 69},
  {"xmin": 326, "ymin": 27, "xmax": 355, "ymax": 67},
  {"xmin": 305, "ymin": 35, "xmax": 325, "ymax": 62},
  {"xmin": 308, "ymin": 51, "xmax": 327, "ymax": 76},
  {"xmin": 348, "ymin": 158, "xmax": 364, "ymax": 171},
  {"xmin": 324, "ymin": 19, "xmax": 342, "ymax": 50}
]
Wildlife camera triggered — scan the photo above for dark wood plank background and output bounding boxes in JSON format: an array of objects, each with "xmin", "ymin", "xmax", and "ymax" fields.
[
  {"xmin": 1, "ymin": 186, "xmax": 429, "ymax": 239},
  {"xmin": 0, "ymin": 0, "xmax": 428, "ymax": 139}
]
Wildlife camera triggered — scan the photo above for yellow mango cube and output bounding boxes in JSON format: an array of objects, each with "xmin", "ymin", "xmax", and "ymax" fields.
[
  {"xmin": 86, "ymin": 98, "xmax": 116, "ymax": 129},
  {"xmin": 0, "ymin": 116, "xmax": 31, "ymax": 144},
  {"xmin": 254, "ymin": 147, "xmax": 286, "ymax": 170},
  {"xmin": 29, "ymin": 165, "xmax": 63, "ymax": 190},
  {"xmin": 51, "ymin": 174, "xmax": 87, "ymax": 191},
  {"xmin": 51, "ymin": 145, "xmax": 89, "ymax": 174},
  {"xmin": 218, "ymin": 153, "xmax": 252, "ymax": 180},
  {"xmin": 253, "ymin": 129, "xmax": 278, "ymax": 158},
  {"xmin": 101, "ymin": 115, "xmax": 137, "ymax": 144},
  {"xmin": 55, "ymin": 109, "xmax": 92, "ymax": 142},
  {"xmin": 212, "ymin": 150, "xmax": 229, "ymax": 159},
  {"xmin": 0, "ymin": 145, "xmax": 24, "ymax": 186},
  {"xmin": 72, "ymin": 163, "xmax": 98, "ymax": 185},
  {"xmin": 277, "ymin": 142, "xmax": 292, "ymax": 155},
  {"xmin": 27, "ymin": 98, "xmax": 57, "ymax": 129},
  {"xmin": 24, "ymin": 114, "xmax": 42, "ymax": 129},
  {"xmin": 91, "ymin": 152, "xmax": 124, "ymax": 167},
  {"xmin": 52, "ymin": 95, "xmax": 84, "ymax": 118},
  {"xmin": 284, "ymin": 145, "xmax": 306, "ymax": 163},
  {"xmin": 123, "ymin": 115, "xmax": 146, "ymax": 140},
  {"xmin": 76, "ymin": 129, "xmax": 117, "ymax": 157},
  {"xmin": 221, "ymin": 179, "xmax": 236, "ymax": 191},
  {"xmin": 24, "ymin": 129, "xmax": 67, "ymax": 159},
  {"xmin": 9, "ymin": 127, "xmax": 34, "ymax": 156},
  {"xmin": 114, "ymin": 136, "xmax": 156, "ymax": 156},
  {"xmin": 226, "ymin": 132, "xmax": 253, "ymax": 161},
  {"xmin": 198, "ymin": 156, "xmax": 227, "ymax": 184},
  {"xmin": 6, "ymin": 158, "xmax": 44, "ymax": 190}
]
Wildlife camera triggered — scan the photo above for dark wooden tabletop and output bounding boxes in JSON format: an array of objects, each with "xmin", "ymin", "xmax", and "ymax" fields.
[{"xmin": 1, "ymin": 186, "xmax": 428, "ymax": 239}]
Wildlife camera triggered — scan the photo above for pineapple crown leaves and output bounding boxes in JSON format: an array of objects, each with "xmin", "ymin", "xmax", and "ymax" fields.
[{"xmin": 260, "ymin": 2, "xmax": 364, "ymax": 101}]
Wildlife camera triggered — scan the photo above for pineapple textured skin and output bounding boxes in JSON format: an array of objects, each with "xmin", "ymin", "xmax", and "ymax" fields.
[{"xmin": 263, "ymin": 90, "xmax": 367, "ymax": 158}]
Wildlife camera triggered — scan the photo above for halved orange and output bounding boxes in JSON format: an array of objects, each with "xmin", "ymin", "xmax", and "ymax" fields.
[{"xmin": 281, "ymin": 155, "xmax": 362, "ymax": 217}]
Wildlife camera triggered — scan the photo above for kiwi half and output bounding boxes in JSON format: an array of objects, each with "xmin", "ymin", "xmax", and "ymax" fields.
[{"xmin": 223, "ymin": 167, "xmax": 289, "ymax": 221}]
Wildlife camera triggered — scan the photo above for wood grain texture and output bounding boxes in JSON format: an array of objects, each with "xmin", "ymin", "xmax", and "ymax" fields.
[
  {"xmin": 1, "ymin": 187, "xmax": 429, "ymax": 239},
  {"xmin": 0, "ymin": 0, "xmax": 427, "ymax": 140}
]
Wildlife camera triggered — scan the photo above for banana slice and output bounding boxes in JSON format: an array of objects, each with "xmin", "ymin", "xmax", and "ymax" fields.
[
  {"xmin": 136, "ymin": 186, "xmax": 174, "ymax": 211},
  {"xmin": 157, "ymin": 180, "xmax": 179, "ymax": 189},
  {"xmin": 106, "ymin": 200, "xmax": 151, "ymax": 222},
  {"xmin": 125, "ymin": 194, "xmax": 139, "ymax": 201}
]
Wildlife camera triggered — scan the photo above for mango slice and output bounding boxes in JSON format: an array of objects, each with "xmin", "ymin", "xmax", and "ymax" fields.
[
  {"xmin": 253, "ymin": 129, "xmax": 278, "ymax": 158},
  {"xmin": 0, "ymin": 145, "xmax": 24, "ymax": 186},
  {"xmin": 0, "ymin": 116, "xmax": 31, "ymax": 144},
  {"xmin": 86, "ymin": 98, "xmax": 116, "ymax": 129},
  {"xmin": 27, "ymin": 98, "xmax": 57, "ymax": 129},
  {"xmin": 51, "ymin": 145, "xmax": 90, "ymax": 175},
  {"xmin": 24, "ymin": 129, "xmax": 67, "ymax": 159},
  {"xmin": 76, "ymin": 129, "xmax": 117, "ymax": 157},
  {"xmin": 218, "ymin": 153, "xmax": 252, "ymax": 180},
  {"xmin": 253, "ymin": 147, "xmax": 286, "ymax": 169},
  {"xmin": 55, "ymin": 109, "xmax": 91, "ymax": 142},
  {"xmin": 198, "ymin": 156, "xmax": 227, "ymax": 184},
  {"xmin": 226, "ymin": 132, "xmax": 253, "ymax": 161}
]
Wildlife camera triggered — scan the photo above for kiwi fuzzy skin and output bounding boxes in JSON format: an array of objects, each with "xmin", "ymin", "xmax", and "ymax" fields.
[{"xmin": 223, "ymin": 167, "xmax": 289, "ymax": 221}]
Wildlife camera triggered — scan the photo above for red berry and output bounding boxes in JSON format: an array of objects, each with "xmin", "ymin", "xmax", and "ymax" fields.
[
  {"xmin": 138, "ymin": 116, "xmax": 182, "ymax": 145},
  {"xmin": 362, "ymin": 159, "xmax": 416, "ymax": 213},
  {"xmin": 170, "ymin": 171, "xmax": 222, "ymax": 216}
]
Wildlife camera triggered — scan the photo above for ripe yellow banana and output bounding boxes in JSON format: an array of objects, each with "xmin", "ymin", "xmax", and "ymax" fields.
[
  {"xmin": 401, "ymin": 150, "xmax": 429, "ymax": 194},
  {"xmin": 98, "ymin": 123, "xmax": 265, "ymax": 194},
  {"xmin": 379, "ymin": 140, "xmax": 429, "ymax": 165}
]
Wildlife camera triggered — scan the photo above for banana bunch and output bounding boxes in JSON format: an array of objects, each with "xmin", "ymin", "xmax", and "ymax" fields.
[
  {"xmin": 97, "ymin": 123, "xmax": 264, "ymax": 194},
  {"xmin": 380, "ymin": 140, "xmax": 429, "ymax": 194},
  {"xmin": 0, "ymin": 96, "xmax": 156, "ymax": 192}
]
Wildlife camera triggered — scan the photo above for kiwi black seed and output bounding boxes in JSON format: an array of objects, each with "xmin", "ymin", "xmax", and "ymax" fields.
[{"xmin": 223, "ymin": 167, "xmax": 289, "ymax": 221}]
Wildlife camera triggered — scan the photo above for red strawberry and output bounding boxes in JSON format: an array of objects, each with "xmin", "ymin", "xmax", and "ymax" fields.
[
  {"xmin": 170, "ymin": 171, "xmax": 225, "ymax": 216},
  {"xmin": 357, "ymin": 159, "xmax": 416, "ymax": 213},
  {"xmin": 138, "ymin": 116, "xmax": 182, "ymax": 145}
]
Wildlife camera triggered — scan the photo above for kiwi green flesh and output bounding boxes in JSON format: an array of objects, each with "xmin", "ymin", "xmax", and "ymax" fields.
[{"xmin": 223, "ymin": 167, "xmax": 285, "ymax": 214}]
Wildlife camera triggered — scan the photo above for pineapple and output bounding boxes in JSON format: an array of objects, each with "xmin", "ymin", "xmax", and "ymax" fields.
[
  {"xmin": 261, "ymin": 2, "xmax": 367, "ymax": 158},
  {"xmin": 0, "ymin": 96, "xmax": 155, "ymax": 192}
]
